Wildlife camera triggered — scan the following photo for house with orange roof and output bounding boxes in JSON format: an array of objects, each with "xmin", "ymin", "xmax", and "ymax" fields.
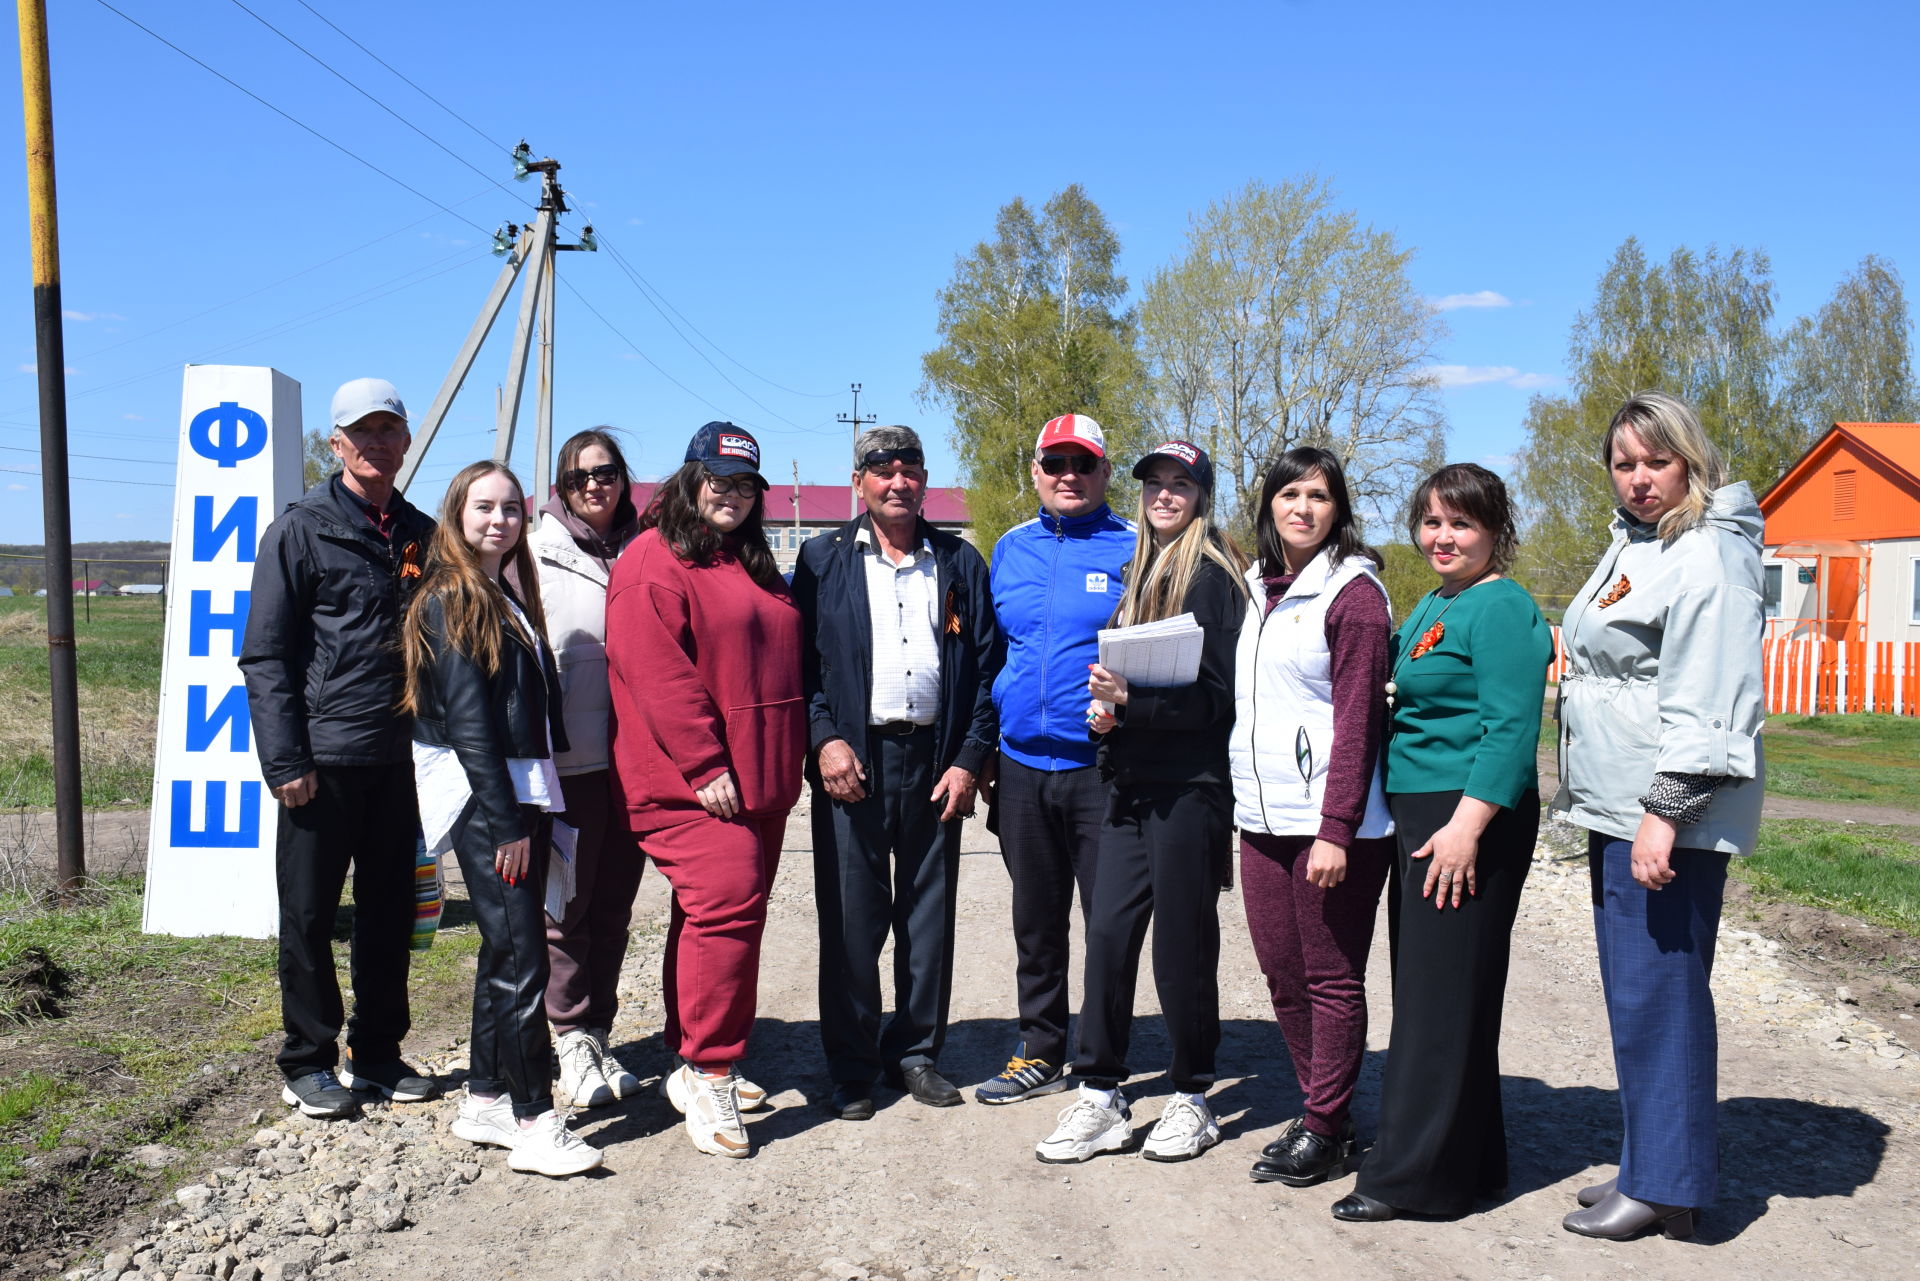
[{"xmin": 1758, "ymin": 422, "xmax": 1919, "ymax": 713}]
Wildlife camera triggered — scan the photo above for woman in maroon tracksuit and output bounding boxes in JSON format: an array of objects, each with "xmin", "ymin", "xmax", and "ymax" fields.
[{"xmin": 605, "ymin": 422, "xmax": 804, "ymax": 1160}]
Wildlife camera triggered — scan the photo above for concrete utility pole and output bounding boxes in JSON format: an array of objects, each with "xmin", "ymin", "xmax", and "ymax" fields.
[
  {"xmin": 790, "ymin": 459, "xmax": 802, "ymax": 557},
  {"xmin": 16, "ymin": 0, "xmax": 84, "ymax": 897},
  {"xmin": 396, "ymin": 143, "xmax": 595, "ymax": 503},
  {"xmin": 836, "ymin": 382, "xmax": 875, "ymax": 518}
]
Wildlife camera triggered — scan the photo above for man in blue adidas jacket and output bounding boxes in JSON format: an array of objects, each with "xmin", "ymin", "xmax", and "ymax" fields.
[{"xmin": 976, "ymin": 413, "xmax": 1133, "ymax": 1104}]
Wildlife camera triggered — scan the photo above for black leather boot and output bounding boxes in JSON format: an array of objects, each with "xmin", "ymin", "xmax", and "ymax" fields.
[{"xmin": 1249, "ymin": 1117, "xmax": 1356, "ymax": 1186}]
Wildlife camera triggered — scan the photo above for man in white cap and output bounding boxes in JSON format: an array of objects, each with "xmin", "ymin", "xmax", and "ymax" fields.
[
  {"xmin": 976, "ymin": 413, "xmax": 1134, "ymax": 1103},
  {"xmin": 240, "ymin": 378, "xmax": 438, "ymax": 1119}
]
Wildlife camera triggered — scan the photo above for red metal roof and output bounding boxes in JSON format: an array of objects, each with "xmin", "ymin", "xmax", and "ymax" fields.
[{"xmin": 631, "ymin": 482, "xmax": 970, "ymax": 524}]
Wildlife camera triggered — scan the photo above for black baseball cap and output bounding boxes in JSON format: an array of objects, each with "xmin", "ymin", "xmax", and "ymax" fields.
[
  {"xmin": 1132, "ymin": 440, "xmax": 1214, "ymax": 493},
  {"xmin": 684, "ymin": 421, "xmax": 768, "ymax": 487}
]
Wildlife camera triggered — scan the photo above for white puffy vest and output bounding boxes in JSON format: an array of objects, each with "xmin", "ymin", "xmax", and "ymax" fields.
[{"xmin": 1229, "ymin": 551, "xmax": 1394, "ymax": 839}]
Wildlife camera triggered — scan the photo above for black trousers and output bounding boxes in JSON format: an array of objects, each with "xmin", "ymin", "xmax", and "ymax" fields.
[
  {"xmin": 995, "ymin": 753, "xmax": 1105, "ymax": 1067},
  {"xmin": 812, "ymin": 725, "xmax": 962, "ymax": 1085},
  {"xmin": 450, "ymin": 800, "xmax": 554, "ymax": 1119},
  {"xmin": 275, "ymin": 763, "xmax": 419, "ymax": 1080},
  {"xmin": 1356, "ymin": 789, "xmax": 1537, "ymax": 1216},
  {"xmin": 1073, "ymin": 782, "xmax": 1228, "ymax": 1094}
]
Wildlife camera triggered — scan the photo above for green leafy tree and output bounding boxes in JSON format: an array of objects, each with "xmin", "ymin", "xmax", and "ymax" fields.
[
  {"xmin": 919, "ymin": 186, "xmax": 1152, "ymax": 554},
  {"xmin": 1781, "ymin": 253, "xmax": 1918, "ymax": 435},
  {"xmin": 1514, "ymin": 238, "xmax": 1801, "ymax": 598},
  {"xmin": 1139, "ymin": 177, "xmax": 1447, "ymax": 536},
  {"xmin": 303, "ymin": 428, "xmax": 335, "ymax": 490}
]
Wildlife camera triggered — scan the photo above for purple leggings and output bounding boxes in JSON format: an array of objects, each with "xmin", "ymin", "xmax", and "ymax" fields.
[{"xmin": 1240, "ymin": 831, "xmax": 1392, "ymax": 1136}]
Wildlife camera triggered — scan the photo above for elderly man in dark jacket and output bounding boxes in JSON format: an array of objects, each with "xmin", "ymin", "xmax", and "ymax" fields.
[
  {"xmin": 239, "ymin": 377, "xmax": 436, "ymax": 1120},
  {"xmin": 793, "ymin": 425, "xmax": 1001, "ymax": 1120}
]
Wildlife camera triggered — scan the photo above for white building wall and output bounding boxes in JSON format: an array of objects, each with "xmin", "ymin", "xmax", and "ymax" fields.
[{"xmin": 1762, "ymin": 536, "xmax": 1920, "ymax": 646}]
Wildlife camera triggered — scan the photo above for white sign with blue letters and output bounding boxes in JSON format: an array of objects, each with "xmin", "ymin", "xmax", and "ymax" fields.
[{"xmin": 143, "ymin": 365, "xmax": 303, "ymax": 937}]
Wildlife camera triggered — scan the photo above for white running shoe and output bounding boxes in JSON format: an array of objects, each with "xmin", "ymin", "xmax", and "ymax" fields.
[
  {"xmin": 1143, "ymin": 1094, "xmax": 1220, "ymax": 1163},
  {"xmin": 1034, "ymin": 1091, "xmax": 1134, "ymax": 1164},
  {"xmin": 663, "ymin": 1056, "xmax": 768, "ymax": 1113},
  {"xmin": 506, "ymin": 1110, "xmax": 604, "ymax": 1177},
  {"xmin": 586, "ymin": 1027, "xmax": 641, "ymax": 1100},
  {"xmin": 450, "ymin": 1091, "xmax": 518, "ymax": 1149},
  {"xmin": 667, "ymin": 1064, "xmax": 750, "ymax": 1158},
  {"xmin": 556, "ymin": 1029, "xmax": 614, "ymax": 1109}
]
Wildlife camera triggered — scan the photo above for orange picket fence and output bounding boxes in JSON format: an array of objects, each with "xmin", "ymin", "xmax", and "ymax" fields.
[{"xmin": 1546, "ymin": 628, "xmax": 1919, "ymax": 717}]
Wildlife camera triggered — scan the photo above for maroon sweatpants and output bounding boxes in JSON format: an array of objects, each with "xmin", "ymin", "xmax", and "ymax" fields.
[
  {"xmin": 642, "ymin": 808, "xmax": 788, "ymax": 1068},
  {"xmin": 1240, "ymin": 830, "xmax": 1392, "ymax": 1136},
  {"xmin": 544, "ymin": 770, "xmax": 646, "ymax": 1034}
]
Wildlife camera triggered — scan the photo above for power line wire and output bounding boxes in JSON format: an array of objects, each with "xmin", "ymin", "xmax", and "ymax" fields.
[
  {"xmin": 0, "ymin": 442, "xmax": 169, "ymax": 466},
  {"xmin": 92, "ymin": 0, "xmax": 494, "ymax": 237},
  {"xmin": 291, "ymin": 0, "xmax": 513, "ymax": 158},
  {"xmin": 1, "ymin": 464, "xmax": 171, "ymax": 489}
]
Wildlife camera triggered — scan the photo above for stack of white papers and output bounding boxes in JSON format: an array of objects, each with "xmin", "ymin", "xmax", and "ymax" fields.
[{"xmin": 1097, "ymin": 612, "xmax": 1205, "ymax": 688}]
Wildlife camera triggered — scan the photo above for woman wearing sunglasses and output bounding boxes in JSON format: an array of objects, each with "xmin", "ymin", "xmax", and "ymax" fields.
[
  {"xmin": 1033, "ymin": 440, "xmax": 1248, "ymax": 1164},
  {"xmin": 527, "ymin": 429, "xmax": 648, "ymax": 1110},
  {"xmin": 604, "ymin": 423, "xmax": 805, "ymax": 1159}
]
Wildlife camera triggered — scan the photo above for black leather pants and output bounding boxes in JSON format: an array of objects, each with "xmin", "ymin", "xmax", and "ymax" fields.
[{"xmin": 450, "ymin": 800, "xmax": 554, "ymax": 1119}]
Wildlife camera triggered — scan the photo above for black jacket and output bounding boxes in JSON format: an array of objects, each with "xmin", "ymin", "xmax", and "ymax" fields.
[
  {"xmin": 1097, "ymin": 556, "xmax": 1244, "ymax": 788},
  {"xmin": 793, "ymin": 513, "xmax": 1001, "ymax": 781},
  {"xmin": 240, "ymin": 476, "xmax": 435, "ymax": 787},
  {"xmin": 409, "ymin": 587, "xmax": 569, "ymax": 845}
]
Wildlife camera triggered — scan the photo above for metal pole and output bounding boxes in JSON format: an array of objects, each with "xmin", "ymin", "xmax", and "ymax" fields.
[
  {"xmin": 533, "ymin": 225, "xmax": 556, "ymax": 505},
  {"xmin": 493, "ymin": 207, "xmax": 552, "ymax": 466},
  {"xmin": 17, "ymin": 0, "xmax": 84, "ymax": 896},
  {"xmin": 395, "ymin": 226, "xmax": 532, "ymax": 494}
]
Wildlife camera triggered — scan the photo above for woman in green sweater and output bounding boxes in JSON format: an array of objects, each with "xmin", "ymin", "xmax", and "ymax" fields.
[{"xmin": 1333, "ymin": 463, "xmax": 1553, "ymax": 1223}]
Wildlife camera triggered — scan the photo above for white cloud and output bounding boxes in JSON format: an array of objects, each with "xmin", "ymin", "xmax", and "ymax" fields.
[
  {"xmin": 6, "ymin": 483, "xmax": 26, "ymax": 492},
  {"xmin": 61, "ymin": 309, "xmax": 124, "ymax": 322},
  {"xmin": 17, "ymin": 363, "xmax": 80, "ymax": 375},
  {"xmin": 115, "ymin": 512, "xmax": 133, "ymax": 519},
  {"xmin": 122, "ymin": 413, "xmax": 144, "ymax": 421},
  {"xmin": 1429, "ymin": 290, "xmax": 1511, "ymax": 312},
  {"xmin": 626, "ymin": 217, "xmax": 644, "ymax": 226},
  {"xmin": 1425, "ymin": 364, "xmax": 1559, "ymax": 390}
]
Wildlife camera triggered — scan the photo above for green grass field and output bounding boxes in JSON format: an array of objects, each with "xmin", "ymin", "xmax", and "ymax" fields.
[
  {"xmin": 0, "ymin": 597, "xmax": 164, "ymax": 808},
  {"xmin": 0, "ymin": 876, "xmax": 481, "ymax": 1188},
  {"xmin": 1760, "ymin": 714, "xmax": 1920, "ymax": 809},
  {"xmin": 1737, "ymin": 818, "xmax": 1920, "ymax": 935}
]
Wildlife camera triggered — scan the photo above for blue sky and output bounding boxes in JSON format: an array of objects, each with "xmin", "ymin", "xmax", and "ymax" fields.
[{"xmin": 1, "ymin": 0, "xmax": 1915, "ymax": 544}]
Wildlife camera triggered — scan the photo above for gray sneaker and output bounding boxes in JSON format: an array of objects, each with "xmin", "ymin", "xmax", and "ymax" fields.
[
  {"xmin": 974, "ymin": 1043, "xmax": 1070, "ymax": 1105},
  {"xmin": 339, "ymin": 1056, "xmax": 438, "ymax": 1102},
  {"xmin": 1034, "ymin": 1091, "xmax": 1134, "ymax": 1163},
  {"xmin": 281, "ymin": 1070, "xmax": 358, "ymax": 1120}
]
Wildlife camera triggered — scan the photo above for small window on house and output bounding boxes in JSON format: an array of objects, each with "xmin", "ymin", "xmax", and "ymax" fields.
[
  {"xmin": 1763, "ymin": 564, "xmax": 1782, "ymax": 619},
  {"xmin": 1911, "ymin": 557, "xmax": 1920, "ymax": 624},
  {"xmin": 1834, "ymin": 470, "xmax": 1857, "ymax": 521}
]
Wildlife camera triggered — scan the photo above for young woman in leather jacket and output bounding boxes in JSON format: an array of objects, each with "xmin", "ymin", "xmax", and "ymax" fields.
[{"xmin": 400, "ymin": 460, "xmax": 600, "ymax": 1178}]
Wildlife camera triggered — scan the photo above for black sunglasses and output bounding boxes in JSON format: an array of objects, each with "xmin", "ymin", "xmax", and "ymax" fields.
[
  {"xmin": 1038, "ymin": 454, "xmax": 1100, "ymax": 476},
  {"xmin": 861, "ymin": 447, "xmax": 925, "ymax": 470},
  {"xmin": 560, "ymin": 463, "xmax": 623, "ymax": 492}
]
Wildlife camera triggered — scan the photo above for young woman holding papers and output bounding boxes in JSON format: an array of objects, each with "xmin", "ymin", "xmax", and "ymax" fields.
[
  {"xmin": 1230, "ymin": 446, "xmax": 1395, "ymax": 1190},
  {"xmin": 1032, "ymin": 440, "xmax": 1248, "ymax": 1165}
]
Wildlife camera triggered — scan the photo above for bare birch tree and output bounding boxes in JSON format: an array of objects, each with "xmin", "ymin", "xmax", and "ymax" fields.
[{"xmin": 1139, "ymin": 177, "xmax": 1448, "ymax": 531}]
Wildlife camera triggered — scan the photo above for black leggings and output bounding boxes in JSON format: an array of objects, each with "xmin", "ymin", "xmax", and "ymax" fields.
[{"xmin": 451, "ymin": 800, "xmax": 553, "ymax": 1119}]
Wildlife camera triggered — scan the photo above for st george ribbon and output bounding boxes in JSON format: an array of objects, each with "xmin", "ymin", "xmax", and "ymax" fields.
[{"xmin": 143, "ymin": 366, "xmax": 303, "ymax": 937}]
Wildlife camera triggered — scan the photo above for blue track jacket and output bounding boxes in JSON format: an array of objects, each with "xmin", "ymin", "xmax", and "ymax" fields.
[{"xmin": 990, "ymin": 504, "xmax": 1133, "ymax": 771}]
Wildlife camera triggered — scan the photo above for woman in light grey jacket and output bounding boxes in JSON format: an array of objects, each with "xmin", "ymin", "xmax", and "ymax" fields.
[{"xmin": 1552, "ymin": 391, "xmax": 1765, "ymax": 1242}]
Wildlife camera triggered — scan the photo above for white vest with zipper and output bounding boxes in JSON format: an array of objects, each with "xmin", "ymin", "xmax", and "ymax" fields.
[{"xmin": 1229, "ymin": 550, "xmax": 1394, "ymax": 839}]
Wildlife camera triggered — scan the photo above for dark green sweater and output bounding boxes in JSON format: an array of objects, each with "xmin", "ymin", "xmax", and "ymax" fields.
[{"xmin": 1384, "ymin": 577, "xmax": 1552, "ymax": 808}]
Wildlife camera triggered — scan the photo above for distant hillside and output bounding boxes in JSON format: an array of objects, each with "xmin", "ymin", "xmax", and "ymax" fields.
[{"xmin": 0, "ymin": 541, "xmax": 171, "ymax": 592}]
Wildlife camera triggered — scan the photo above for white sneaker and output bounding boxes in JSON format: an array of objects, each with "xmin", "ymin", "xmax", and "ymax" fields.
[
  {"xmin": 1143, "ymin": 1093, "xmax": 1220, "ymax": 1163},
  {"xmin": 587, "ymin": 1027, "xmax": 641, "ymax": 1100},
  {"xmin": 450, "ymin": 1091, "xmax": 518, "ymax": 1149},
  {"xmin": 556, "ymin": 1029, "xmax": 614, "ymax": 1109},
  {"xmin": 668, "ymin": 1064, "xmax": 750, "ymax": 1158},
  {"xmin": 506, "ymin": 1110, "xmax": 604, "ymax": 1177},
  {"xmin": 663, "ymin": 1056, "xmax": 768, "ymax": 1113},
  {"xmin": 1034, "ymin": 1091, "xmax": 1134, "ymax": 1164}
]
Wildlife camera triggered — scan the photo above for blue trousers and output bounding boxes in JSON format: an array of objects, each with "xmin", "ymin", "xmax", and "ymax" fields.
[{"xmin": 1589, "ymin": 832, "xmax": 1729, "ymax": 1207}]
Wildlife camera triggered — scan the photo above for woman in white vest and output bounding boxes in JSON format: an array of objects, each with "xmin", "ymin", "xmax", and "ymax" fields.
[{"xmin": 1229, "ymin": 447, "xmax": 1396, "ymax": 1189}]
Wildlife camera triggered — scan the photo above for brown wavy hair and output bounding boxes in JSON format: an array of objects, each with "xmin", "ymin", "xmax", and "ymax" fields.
[
  {"xmin": 639, "ymin": 460, "xmax": 782, "ymax": 589},
  {"xmin": 1405, "ymin": 462, "xmax": 1519, "ymax": 574},
  {"xmin": 400, "ymin": 461, "xmax": 546, "ymax": 715}
]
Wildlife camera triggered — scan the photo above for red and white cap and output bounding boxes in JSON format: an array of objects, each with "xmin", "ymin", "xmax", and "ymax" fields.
[{"xmin": 1035, "ymin": 413, "xmax": 1106, "ymax": 457}]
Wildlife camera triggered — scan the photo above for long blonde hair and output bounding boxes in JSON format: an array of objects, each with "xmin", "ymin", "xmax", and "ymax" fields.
[
  {"xmin": 1115, "ymin": 483, "xmax": 1249, "ymax": 627},
  {"xmin": 400, "ymin": 461, "xmax": 546, "ymax": 715},
  {"xmin": 1603, "ymin": 391, "xmax": 1728, "ymax": 540}
]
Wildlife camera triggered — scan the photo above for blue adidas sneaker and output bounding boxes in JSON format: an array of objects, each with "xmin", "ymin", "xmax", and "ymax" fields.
[{"xmin": 974, "ymin": 1044, "xmax": 1070, "ymax": 1105}]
